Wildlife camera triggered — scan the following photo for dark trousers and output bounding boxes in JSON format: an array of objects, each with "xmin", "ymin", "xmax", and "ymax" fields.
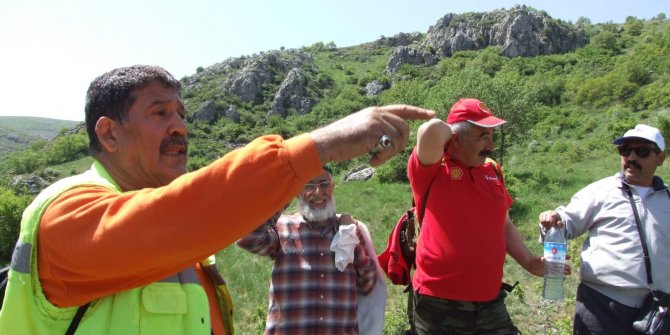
[
  {"xmin": 412, "ymin": 289, "xmax": 519, "ymax": 335},
  {"xmin": 574, "ymin": 283, "xmax": 639, "ymax": 335}
]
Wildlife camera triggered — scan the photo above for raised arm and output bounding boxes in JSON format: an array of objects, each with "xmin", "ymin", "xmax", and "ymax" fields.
[{"xmin": 416, "ymin": 118, "xmax": 452, "ymax": 165}]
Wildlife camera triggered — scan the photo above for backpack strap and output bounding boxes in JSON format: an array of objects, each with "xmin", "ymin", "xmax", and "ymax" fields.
[
  {"xmin": 413, "ymin": 178, "xmax": 436, "ymax": 226},
  {"xmin": 502, "ymin": 281, "xmax": 519, "ymax": 293},
  {"xmin": 485, "ymin": 157, "xmax": 504, "ymax": 183},
  {"xmin": 413, "ymin": 158, "xmax": 443, "ymax": 225}
]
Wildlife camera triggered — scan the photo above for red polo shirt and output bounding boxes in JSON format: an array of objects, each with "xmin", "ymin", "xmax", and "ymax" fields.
[{"xmin": 408, "ymin": 149, "xmax": 512, "ymax": 301}]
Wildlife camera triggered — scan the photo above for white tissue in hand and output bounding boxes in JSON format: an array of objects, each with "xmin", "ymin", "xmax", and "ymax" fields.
[{"xmin": 330, "ymin": 224, "xmax": 359, "ymax": 271}]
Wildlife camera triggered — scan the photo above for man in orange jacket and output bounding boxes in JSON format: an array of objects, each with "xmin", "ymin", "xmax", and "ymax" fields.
[{"xmin": 0, "ymin": 64, "xmax": 434, "ymax": 335}]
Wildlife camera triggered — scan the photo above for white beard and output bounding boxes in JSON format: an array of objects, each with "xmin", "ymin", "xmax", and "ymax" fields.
[{"xmin": 298, "ymin": 197, "xmax": 336, "ymax": 223}]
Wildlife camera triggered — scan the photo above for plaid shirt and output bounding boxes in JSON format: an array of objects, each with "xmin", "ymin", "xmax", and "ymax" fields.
[{"xmin": 236, "ymin": 212, "xmax": 377, "ymax": 335}]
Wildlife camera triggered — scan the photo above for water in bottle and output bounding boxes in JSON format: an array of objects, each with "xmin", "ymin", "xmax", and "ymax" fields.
[{"xmin": 542, "ymin": 226, "xmax": 566, "ymax": 301}]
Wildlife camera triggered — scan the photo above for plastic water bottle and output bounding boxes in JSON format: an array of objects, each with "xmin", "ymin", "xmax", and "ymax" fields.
[{"xmin": 542, "ymin": 226, "xmax": 566, "ymax": 301}]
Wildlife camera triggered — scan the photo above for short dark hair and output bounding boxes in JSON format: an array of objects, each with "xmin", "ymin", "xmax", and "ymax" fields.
[{"xmin": 85, "ymin": 65, "xmax": 182, "ymax": 154}]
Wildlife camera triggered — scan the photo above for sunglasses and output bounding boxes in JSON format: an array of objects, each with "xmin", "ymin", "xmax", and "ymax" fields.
[
  {"xmin": 303, "ymin": 181, "xmax": 333, "ymax": 192},
  {"xmin": 617, "ymin": 145, "xmax": 659, "ymax": 158}
]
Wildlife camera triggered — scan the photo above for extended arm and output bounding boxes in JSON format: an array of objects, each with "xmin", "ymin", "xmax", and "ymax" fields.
[
  {"xmin": 505, "ymin": 212, "xmax": 545, "ymax": 277},
  {"xmin": 311, "ymin": 105, "xmax": 434, "ymax": 166},
  {"xmin": 538, "ymin": 181, "xmax": 601, "ymax": 240},
  {"xmin": 236, "ymin": 216, "xmax": 281, "ymax": 259},
  {"xmin": 39, "ymin": 105, "xmax": 434, "ymax": 307}
]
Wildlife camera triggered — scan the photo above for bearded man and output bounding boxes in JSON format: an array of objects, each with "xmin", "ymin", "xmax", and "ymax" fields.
[{"xmin": 236, "ymin": 166, "xmax": 384, "ymax": 335}]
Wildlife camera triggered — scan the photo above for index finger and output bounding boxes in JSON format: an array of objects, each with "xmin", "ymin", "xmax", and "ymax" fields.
[{"xmin": 376, "ymin": 105, "xmax": 435, "ymax": 120}]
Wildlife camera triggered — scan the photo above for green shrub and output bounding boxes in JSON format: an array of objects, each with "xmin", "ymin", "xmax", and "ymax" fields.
[
  {"xmin": 45, "ymin": 133, "xmax": 88, "ymax": 165},
  {"xmin": 606, "ymin": 118, "xmax": 638, "ymax": 142},
  {"xmin": 624, "ymin": 17, "xmax": 644, "ymax": 36},
  {"xmin": 375, "ymin": 151, "xmax": 410, "ymax": 183},
  {"xmin": 591, "ymin": 31, "xmax": 620, "ymax": 52},
  {"xmin": 550, "ymin": 139, "xmax": 571, "ymax": 153},
  {"xmin": 3, "ymin": 150, "xmax": 45, "ymax": 174},
  {"xmin": 0, "ymin": 187, "xmax": 31, "ymax": 265},
  {"xmin": 315, "ymin": 73, "xmax": 334, "ymax": 89},
  {"xmin": 379, "ymin": 79, "xmax": 428, "ymax": 107}
]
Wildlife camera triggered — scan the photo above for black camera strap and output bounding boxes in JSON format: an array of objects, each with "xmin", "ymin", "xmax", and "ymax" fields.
[
  {"xmin": 1, "ymin": 265, "xmax": 88, "ymax": 334},
  {"xmin": 622, "ymin": 181, "xmax": 653, "ymax": 285},
  {"xmin": 65, "ymin": 302, "xmax": 90, "ymax": 335}
]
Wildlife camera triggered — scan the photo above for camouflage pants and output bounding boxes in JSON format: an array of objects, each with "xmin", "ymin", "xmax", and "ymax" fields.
[{"xmin": 412, "ymin": 288, "xmax": 520, "ymax": 335}]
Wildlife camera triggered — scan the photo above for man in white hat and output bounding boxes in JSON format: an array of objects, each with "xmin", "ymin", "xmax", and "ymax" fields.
[{"xmin": 539, "ymin": 124, "xmax": 669, "ymax": 335}]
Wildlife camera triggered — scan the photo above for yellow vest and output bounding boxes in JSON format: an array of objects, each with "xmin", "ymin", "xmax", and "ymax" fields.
[{"xmin": 0, "ymin": 161, "xmax": 232, "ymax": 334}]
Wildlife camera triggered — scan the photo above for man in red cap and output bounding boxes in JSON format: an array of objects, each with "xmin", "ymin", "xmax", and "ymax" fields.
[{"xmin": 406, "ymin": 98, "xmax": 553, "ymax": 334}]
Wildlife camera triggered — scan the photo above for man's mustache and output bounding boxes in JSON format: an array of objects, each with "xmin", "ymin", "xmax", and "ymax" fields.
[
  {"xmin": 160, "ymin": 135, "xmax": 189, "ymax": 154},
  {"xmin": 624, "ymin": 161, "xmax": 642, "ymax": 170}
]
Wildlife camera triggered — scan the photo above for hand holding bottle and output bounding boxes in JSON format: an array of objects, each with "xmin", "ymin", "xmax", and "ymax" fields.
[
  {"xmin": 539, "ymin": 210, "xmax": 564, "ymax": 229},
  {"xmin": 542, "ymin": 226, "xmax": 567, "ymax": 301}
]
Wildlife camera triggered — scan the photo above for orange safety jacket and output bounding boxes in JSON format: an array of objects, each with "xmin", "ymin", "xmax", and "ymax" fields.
[{"xmin": 0, "ymin": 134, "xmax": 322, "ymax": 335}]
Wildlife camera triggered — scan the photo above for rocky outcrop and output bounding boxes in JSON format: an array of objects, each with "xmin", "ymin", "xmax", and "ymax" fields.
[
  {"xmin": 422, "ymin": 5, "xmax": 586, "ymax": 58},
  {"xmin": 189, "ymin": 100, "xmax": 222, "ymax": 123},
  {"xmin": 222, "ymin": 50, "xmax": 315, "ymax": 104},
  {"xmin": 223, "ymin": 62, "xmax": 273, "ymax": 104},
  {"xmin": 188, "ymin": 100, "xmax": 243, "ymax": 124},
  {"xmin": 183, "ymin": 58, "xmax": 245, "ymax": 88},
  {"xmin": 267, "ymin": 68, "xmax": 314, "ymax": 118},
  {"xmin": 342, "ymin": 165, "xmax": 376, "ymax": 182},
  {"xmin": 12, "ymin": 174, "xmax": 49, "ymax": 195},
  {"xmin": 363, "ymin": 80, "xmax": 387, "ymax": 96},
  {"xmin": 225, "ymin": 106, "xmax": 240, "ymax": 123},
  {"xmin": 0, "ymin": 133, "xmax": 29, "ymax": 145},
  {"xmin": 183, "ymin": 50, "xmax": 320, "ymax": 123},
  {"xmin": 386, "ymin": 46, "xmax": 437, "ymax": 73},
  {"xmin": 183, "ymin": 6, "xmax": 587, "ymax": 124}
]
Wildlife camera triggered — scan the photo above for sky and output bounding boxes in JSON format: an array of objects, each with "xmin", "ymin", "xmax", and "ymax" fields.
[{"xmin": 1, "ymin": 0, "xmax": 668, "ymax": 121}]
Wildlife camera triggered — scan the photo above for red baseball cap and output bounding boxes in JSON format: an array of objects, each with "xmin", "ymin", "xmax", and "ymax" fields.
[{"xmin": 446, "ymin": 98, "xmax": 506, "ymax": 128}]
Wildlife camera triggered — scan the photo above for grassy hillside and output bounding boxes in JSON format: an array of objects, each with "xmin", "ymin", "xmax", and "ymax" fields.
[
  {"xmin": 0, "ymin": 116, "xmax": 79, "ymax": 139},
  {"xmin": 0, "ymin": 116, "xmax": 80, "ymax": 158},
  {"xmin": 0, "ymin": 126, "xmax": 35, "ymax": 157}
]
